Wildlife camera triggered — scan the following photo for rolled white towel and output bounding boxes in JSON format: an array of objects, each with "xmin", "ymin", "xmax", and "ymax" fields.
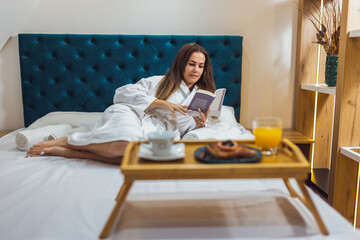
[
  {"xmin": 47, "ymin": 126, "xmax": 88, "ymax": 141},
  {"xmin": 182, "ymin": 122, "xmax": 254, "ymax": 141},
  {"xmin": 181, "ymin": 131, "xmax": 199, "ymax": 140},
  {"xmin": 16, "ymin": 124, "xmax": 72, "ymax": 151}
]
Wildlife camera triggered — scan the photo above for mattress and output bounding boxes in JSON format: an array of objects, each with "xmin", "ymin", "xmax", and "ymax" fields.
[{"xmin": 1, "ymin": 130, "xmax": 360, "ymax": 240}]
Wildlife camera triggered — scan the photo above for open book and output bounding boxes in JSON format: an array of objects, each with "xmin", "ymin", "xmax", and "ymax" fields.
[{"xmin": 187, "ymin": 88, "xmax": 226, "ymax": 117}]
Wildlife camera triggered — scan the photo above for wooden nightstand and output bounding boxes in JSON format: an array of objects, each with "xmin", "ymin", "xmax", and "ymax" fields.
[
  {"xmin": 281, "ymin": 128, "xmax": 314, "ymax": 162},
  {"xmin": 0, "ymin": 130, "xmax": 13, "ymax": 138},
  {"xmin": 248, "ymin": 128, "xmax": 314, "ymax": 162}
]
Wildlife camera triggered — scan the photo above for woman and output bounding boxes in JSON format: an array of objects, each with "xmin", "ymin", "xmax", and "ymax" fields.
[{"xmin": 27, "ymin": 43, "xmax": 216, "ymax": 164}]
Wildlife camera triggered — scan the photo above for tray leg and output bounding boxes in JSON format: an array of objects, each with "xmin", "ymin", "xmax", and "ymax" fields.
[
  {"xmin": 283, "ymin": 178, "xmax": 297, "ymax": 198},
  {"xmin": 99, "ymin": 178, "xmax": 134, "ymax": 239},
  {"xmin": 296, "ymin": 179, "xmax": 329, "ymax": 235}
]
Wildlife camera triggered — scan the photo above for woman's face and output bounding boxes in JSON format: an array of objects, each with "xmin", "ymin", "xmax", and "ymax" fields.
[{"xmin": 183, "ymin": 51, "xmax": 205, "ymax": 89}]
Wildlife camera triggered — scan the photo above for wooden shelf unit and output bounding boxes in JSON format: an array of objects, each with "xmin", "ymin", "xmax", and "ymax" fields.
[
  {"xmin": 301, "ymin": 84, "xmax": 336, "ymax": 95},
  {"xmin": 294, "ymin": 0, "xmax": 360, "ymax": 228},
  {"xmin": 294, "ymin": 0, "xmax": 336, "ymax": 193},
  {"xmin": 330, "ymin": 0, "xmax": 360, "ymax": 227},
  {"xmin": 349, "ymin": 29, "xmax": 360, "ymax": 38}
]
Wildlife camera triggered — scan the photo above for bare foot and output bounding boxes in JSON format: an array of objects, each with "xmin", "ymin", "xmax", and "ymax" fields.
[
  {"xmin": 36, "ymin": 137, "xmax": 68, "ymax": 148},
  {"xmin": 27, "ymin": 146, "xmax": 69, "ymax": 158},
  {"xmin": 43, "ymin": 146, "xmax": 69, "ymax": 157},
  {"xmin": 26, "ymin": 137, "xmax": 68, "ymax": 157}
]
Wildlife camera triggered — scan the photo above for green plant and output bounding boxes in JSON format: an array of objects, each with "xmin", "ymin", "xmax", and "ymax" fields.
[{"xmin": 298, "ymin": 0, "xmax": 341, "ymax": 55}]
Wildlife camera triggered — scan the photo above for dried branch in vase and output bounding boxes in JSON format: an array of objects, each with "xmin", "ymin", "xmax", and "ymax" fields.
[{"xmin": 297, "ymin": 0, "xmax": 342, "ymax": 55}]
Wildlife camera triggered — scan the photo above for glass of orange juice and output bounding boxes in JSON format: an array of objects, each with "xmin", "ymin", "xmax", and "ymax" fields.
[{"xmin": 252, "ymin": 117, "xmax": 282, "ymax": 156}]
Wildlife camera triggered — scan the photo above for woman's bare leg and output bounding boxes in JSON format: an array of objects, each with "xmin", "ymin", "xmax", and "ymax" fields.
[
  {"xmin": 28, "ymin": 137, "xmax": 129, "ymax": 160},
  {"xmin": 36, "ymin": 146, "xmax": 122, "ymax": 165},
  {"xmin": 30, "ymin": 137, "xmax": 68, "ymax": 148}
]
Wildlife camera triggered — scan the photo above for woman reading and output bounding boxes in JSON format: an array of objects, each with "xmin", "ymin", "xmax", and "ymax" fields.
[{"xmin": 27, "ymin": 43, "xmax": 216, "ymax": 164}]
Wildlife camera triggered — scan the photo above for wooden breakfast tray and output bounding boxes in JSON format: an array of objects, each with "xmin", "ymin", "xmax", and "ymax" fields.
[
  {"xmin": 120, "ymin": 138, "xmax": 310, "ymax": 180},
  {"xmin": 99, "ymin": 139, "xmax": 328, "ymax": 238}
]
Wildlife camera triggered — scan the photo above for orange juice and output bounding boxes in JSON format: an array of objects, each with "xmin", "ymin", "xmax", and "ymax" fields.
[{"xmin": 253, "ymin": 127, "xmax": 282, "ymax": 149}]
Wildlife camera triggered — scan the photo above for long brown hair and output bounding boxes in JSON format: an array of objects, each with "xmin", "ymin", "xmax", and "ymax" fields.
[{"xmin": 155, "ymin": 43, "xmax": 216, "ymax": 100}]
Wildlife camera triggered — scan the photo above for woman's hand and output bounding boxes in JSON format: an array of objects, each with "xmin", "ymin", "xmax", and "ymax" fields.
[
  {"xmin": 193, "ymin": 108, "xmax": 210, "ymax": 128},
  {"xmin": 148, "ymin": 99, "xmax": 190, "ymax": 118}
]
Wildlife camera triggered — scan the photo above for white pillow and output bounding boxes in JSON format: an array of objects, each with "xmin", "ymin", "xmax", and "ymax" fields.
[
  {"xmin": 28, "ymin": 111, "xmax": 103, "ymax": 130},
  {"xmin": 207, "ymin": 106, "xmax": 238, "ymax": 126}
]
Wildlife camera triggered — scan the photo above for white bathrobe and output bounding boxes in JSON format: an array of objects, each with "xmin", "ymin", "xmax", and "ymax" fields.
[{"xmin": 68, "ymin": 75, "xmax": 197, "ymax": 145}]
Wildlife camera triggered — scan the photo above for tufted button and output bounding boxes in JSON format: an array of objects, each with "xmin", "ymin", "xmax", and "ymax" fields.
[
  {"xmin": 64, "ymin": 37, "xmax": 70, "ymax": 44},
  {"xmin": 90, "ymin": 38, "xmax": 96, "ymax": 44},
  {"xmin": 106, "ymin": 77, "xmax": 112, "ymax": 82},
  {"xmin": 132, "ymin": 78, "xmax": 137, "ymax": 83},
  {"xmin": 221, "ymin": 67, "xmax": 227, "ymax": 72},
  {"xmin": 143, "ymin": 65, "xmax": 149, "ymax": 71},
  {"xmin": 169, "ymin": 39, "xmax": 175, "ymax": 45},
  {"xmin": 54, "ymin": 103, "xmax": 60, "ymax": 108},
  {"xmin": 66, "ymin": 65, "xmax": 71, "ymax": 70},
  {"xmin": 38, "ymin": 65, "xmax": 44, "ymax": 71},
  {"xmin": 92, "ymin": 65, "xmax": 98, "ymax": 71},
  {"xmin": 104, "ymin": 51, "xmax": 111, "ymax": 57},
  {"xmin": 94, "ymin": 90, "xmax": 101, "ymax": 96},
  {"xmin": 40, "ymin": 91, "xmax": 46, "ymax": 97},
  {"xmin": 80, "ymin": 78, "xmax": 87, "ymax": 83},
  {"xmin": 157, "ymin": 52, "xmax": 163, "ymax": 58},
  {"xmin": 78, "ymin": 52, "xmax": 84, "ymax": 58},
  {"xmin": 117, "ymin": 39, "xmax": 123, "ymax": 45},
  {"xmin": 223, "ymin": 39, "xmax": 228, "ymax": 45},
  {"xmin": 80, "ymin": 105, "xmax": 86, "ymax": 110},
  {"xmin": 67, "ymin": 90, "xmax": 73, "ymax": 97},
  {"xmin": 37, "ymin": 37, "xmax": 42, "ymax": 43},
  {"xmin": 233, "ymin": 79, "xmax": 240, "ymax": 84},
  {"xmin": 52, "ymin": 52, "xmax": 57, "ymax": 58},
  {"xmin": 131, "ymin": 51, "xmax": 137, "ymax": 57},
  {"xmin": 142, "ymin": 38, "xmax": 148, "ymax": 44},
  {"xmin": 118, "ymin": 64, "xmax": 125, "ymax": 70},
  {"xmin": 54, "ymin": 78, "xmax": 59, "ymax": 83}
]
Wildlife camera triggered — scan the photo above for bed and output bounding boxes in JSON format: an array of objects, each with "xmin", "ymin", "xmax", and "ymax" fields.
[{"xmin": 0, "ymin": 34, "xmax": 359, "ymax": 240}]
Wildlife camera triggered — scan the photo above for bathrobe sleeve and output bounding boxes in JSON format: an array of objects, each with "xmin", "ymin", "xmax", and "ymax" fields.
[{"xmin": 113, "ymin": 76, "xmax": 162, "ymax": 118}]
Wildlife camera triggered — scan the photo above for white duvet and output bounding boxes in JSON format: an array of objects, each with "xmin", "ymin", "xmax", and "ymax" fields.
[{"xmin": 1, "ymin": 129, "xmax": 360, "ymax": 239}]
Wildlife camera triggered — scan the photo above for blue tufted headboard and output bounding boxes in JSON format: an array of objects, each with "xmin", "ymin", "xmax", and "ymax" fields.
[{"xmin": 18, "ymin": 34, "xmax": 243, "ymax": 127}]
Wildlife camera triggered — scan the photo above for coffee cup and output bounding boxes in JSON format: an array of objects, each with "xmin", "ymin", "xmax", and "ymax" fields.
[{"xmin": 147, "ymin": 131, "xmax": 175, "ymax": 156}]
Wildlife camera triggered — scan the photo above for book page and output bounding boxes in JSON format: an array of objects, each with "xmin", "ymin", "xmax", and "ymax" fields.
[{"xmin": 209, "ymin": 88, "xmax": 226, "ymax": 117}]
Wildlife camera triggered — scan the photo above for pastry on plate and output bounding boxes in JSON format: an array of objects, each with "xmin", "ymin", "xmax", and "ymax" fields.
[{"xmin": 205, "ymin": 140, "xmax": 257, "ymax": 158}]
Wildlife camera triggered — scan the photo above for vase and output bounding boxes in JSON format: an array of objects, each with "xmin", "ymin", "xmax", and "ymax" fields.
[{"xmin": 325, "ymin": 55, "xmax": 338, "ymax": 87}]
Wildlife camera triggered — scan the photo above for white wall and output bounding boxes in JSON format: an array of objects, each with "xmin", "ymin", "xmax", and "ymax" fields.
[
  {"xmin": 0, "ymin": 0, "xmax": 42, "ymax": 51},
  {"xmin": 0, "ymin": 0, "xmax": 298, "ymax": 129}
]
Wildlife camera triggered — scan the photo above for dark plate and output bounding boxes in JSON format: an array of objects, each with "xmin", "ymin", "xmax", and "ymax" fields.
[{"xmin": 194, "ymin": 145, "xmax": 262, "ymax": 164}]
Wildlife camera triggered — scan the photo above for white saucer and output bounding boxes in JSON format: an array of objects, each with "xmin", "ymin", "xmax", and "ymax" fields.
[{"xmin": 138, "ymin": 143, "xmax": 185, "ymax": 161}]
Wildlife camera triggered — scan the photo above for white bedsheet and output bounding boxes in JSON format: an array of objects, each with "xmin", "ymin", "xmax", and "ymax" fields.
[{"xmin": 1, "ymin": 131, "xmax": 360, "ymax": 240}]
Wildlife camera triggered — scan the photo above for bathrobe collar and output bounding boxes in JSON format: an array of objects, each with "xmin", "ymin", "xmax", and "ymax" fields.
[{"xmin": 179, "ymin": 80, "xmax": 198, "ymax": 95}]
